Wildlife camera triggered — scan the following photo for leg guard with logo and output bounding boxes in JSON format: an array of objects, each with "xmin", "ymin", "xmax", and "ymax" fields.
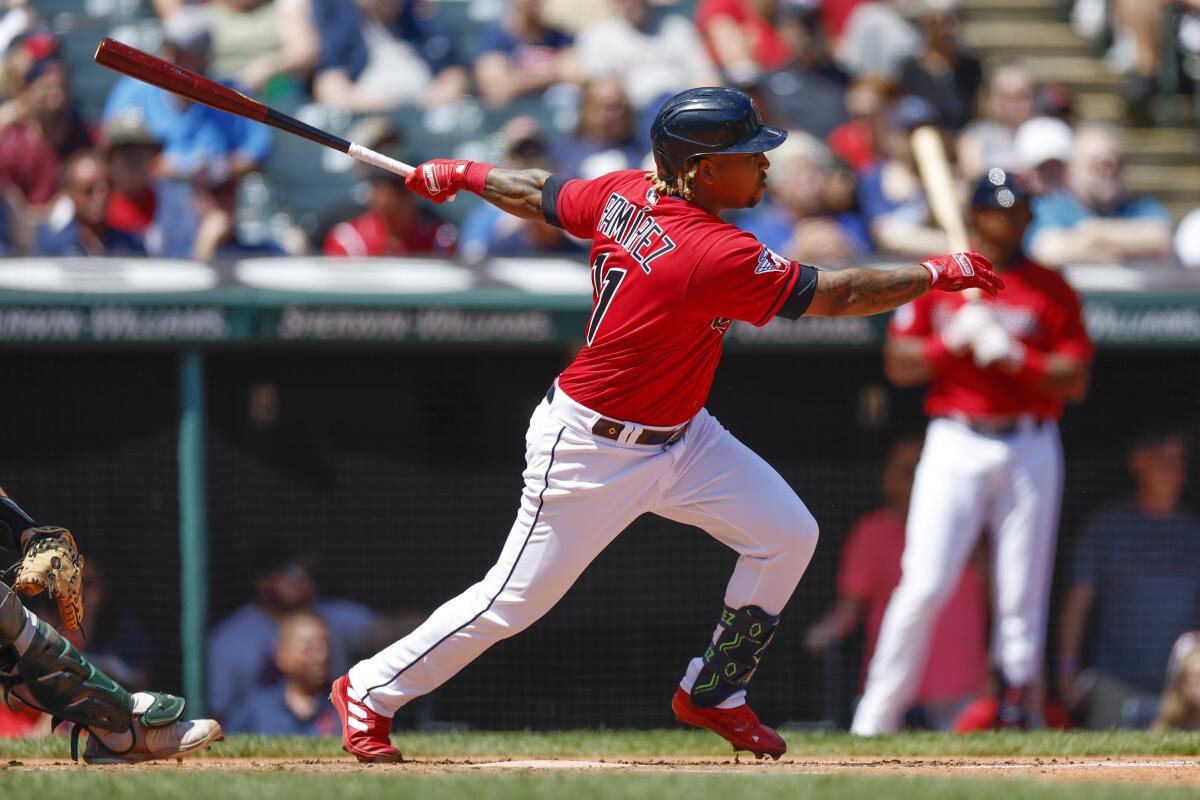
[{"xmin": 690, "ymin": 605, "xmax": 779, "ymax": 708}]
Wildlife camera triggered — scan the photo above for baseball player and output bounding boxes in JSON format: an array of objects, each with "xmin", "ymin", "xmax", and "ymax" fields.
[
  {"xmin": 330, "ymin": 87, "xmax": 1002, "ymax": 762},
  {"xmin": 851, "ymin": 169, "xmax": 1093, "ymax": 735},
  {"xmin": 0, "ymin": 486, "xmax": 222, "ymax": 763}
]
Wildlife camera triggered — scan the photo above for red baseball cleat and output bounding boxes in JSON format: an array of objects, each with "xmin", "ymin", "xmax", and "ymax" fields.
[
  {"xmin": 330, "ymin": 674, "xmax": 403, "ymax": 763},
  {"xmin": 671, "ymin": 687, "xmax": 787, "ymax": 760}
]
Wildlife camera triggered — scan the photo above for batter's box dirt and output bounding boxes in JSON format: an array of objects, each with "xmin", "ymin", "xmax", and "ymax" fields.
[{"xmin": 7, "ymin": 755, "xmax": 1200, "ymax": 785}]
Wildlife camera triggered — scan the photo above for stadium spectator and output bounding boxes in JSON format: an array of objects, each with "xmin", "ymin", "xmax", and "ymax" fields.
[
  {"xmin": 102, "ymin": 7, "xmax": 272, "ymax": 181},
  {"xmin": 1108, "ymin": 0, "xmax": 1165, "ymax": 124},
  {"xmin": 474, "ymin": 0, "xmax": 581, "ymax": 109},
  {"xmin": 323, "ymin": 144, "xmax": 457, "ymax": 257},
  {"xmin": 311, "ymin": 0, "xmax": 468, "ymax": 112},
  {"xmin": 957, "ymin": 64, "xmax": 1037, "ymax": 180},
  {"xmin": 0, "ymin": 40, "xmax": 93, "ymax": 211},
  {"xmin": 548, "ymin": 78, "xmax": 645, "ymax": 179},
  {"xmin": 206, "ymin": 0, "xmax": 319, "ymax": 100},
  {"xmin": 0, "ymin": 1, "xmax": 35, "ymax": 61},
  {"xmin": 1013, "ymin": 116, "xmax": 1073, "ymax": 198},
  {"xmin": 1026, "ymin": 124, "xmax": 1173, "ymax": 267},
  {"xmin": 898, "ymin": 0, "xmax": 982, "ymax": 131},
  {"xmin": 804, "ymin": 438, "xmax": 988, "ymax": 730},
  {"xmin": 836, "ymin": 0, "xmax": 923, "ymax": 80},
  {"xmin": 1058, "ymin": 428, "xmax": 1200, "ymax": 729},
  {"xmin": 225, "ymin": 611, "xmax": 340, "ymax": 736},
  {"xmin": 1175, "ymin": 208, "xmax": 1200, "ymax": 268},
  {"xmin": 206, "ymin": 545, "xmax": 379, "ymax": 721},
  {"xmin": 1153, "ymin": 632, "xmax": 1200, "ymax": 730},
  {"xmin": 754, "ymin": 5, "xmax": 851, "ymax": 140},
  {"xmin": 190, "ymin": 161, "xmax": 287, "ymax": 261},
  {"xmin": 459, "ymin": 115, "xmax": 586, "ymax": 261},
  {"xmin": 102, "ymin": 112, "xmax": 199, "ymax": 259},
  {"xmin": 33, "ymin": 151, "xmax": 145, "ymax": 257},
  {"xmin": 79, "ymin": 559, "xmax": 150, "ymax": 692},
  {"xmin": 696, "ymin": 0, "xmax": 790, "ymax": 86},
  {"xmin": 738, "ymin": 131, "xmax": 870, "ymax": 266},
  {"xmin": 0, "ymin": 692, "xmax": 47, "ymax": 738},
  {"xmin": 856, "ymin": 95, "xmax": 950, "ymax": 258},
  {"xmin": 826, "ymin": 76, "xmax": 896, "ymax": 172},
  {"xmin": 575, "ymin": 0, "xmax": 718, "ymax": 112}
]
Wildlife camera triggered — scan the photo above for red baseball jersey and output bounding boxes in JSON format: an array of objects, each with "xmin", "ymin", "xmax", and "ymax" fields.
[
  {"xmin": 545, "ymin": 169, "xmax": 817, "ymax": 426},
  {"xmin": 889, "ymin": 258, "xmax": 1093, "ymax": 420}
]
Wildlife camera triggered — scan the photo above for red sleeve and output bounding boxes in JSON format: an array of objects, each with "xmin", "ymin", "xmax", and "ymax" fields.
[
  {"xmin": 837, "ymin": 516, "xmax": 882, "ymax": 600},
  {"xmin": 887, "ymin": 295, "xmax": 933, "ymax": 338},
  {"xmin": 551, "ymin": 170, "xmax": 644, "ymax": 241},
  {"xmin": 1045, "ymin": 281, "xmax": 1094, "ymax": 362},
  {"xmin": 686, "ymin": 231, "xmax": 801, "ymax": 326}
]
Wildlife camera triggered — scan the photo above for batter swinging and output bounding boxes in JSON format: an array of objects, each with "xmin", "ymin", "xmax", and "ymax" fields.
[{"xmin": 330, "ymin": 87, "xmax": 1002, "ymax": 761}]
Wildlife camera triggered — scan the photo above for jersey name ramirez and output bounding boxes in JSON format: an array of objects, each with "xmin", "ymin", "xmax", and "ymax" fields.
[{"xmin": 595, "ymin": 192, "xmax": 676, "ymax": 274}]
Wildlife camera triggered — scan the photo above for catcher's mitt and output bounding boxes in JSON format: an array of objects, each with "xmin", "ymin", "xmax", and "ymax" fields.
[{"xmin": 13, "ymin": 526, "xmax": 84, "ymax": 631}]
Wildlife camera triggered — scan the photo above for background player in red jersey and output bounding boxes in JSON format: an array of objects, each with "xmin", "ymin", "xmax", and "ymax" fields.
[
  {"xmin": 330, "ymin": 87, "xmax": 1003, "ymax": 763},
  {"xmin": 851, "ymin": 169, "xmax": 1093, "ymax": 735}
]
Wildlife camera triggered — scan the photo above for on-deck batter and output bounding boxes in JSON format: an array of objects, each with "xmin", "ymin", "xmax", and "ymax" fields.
[
  {"xmin": 330, "ymin": 87, "xmax": 1003, "ymax": 761},
  {"xmin": 851, "ymin": 170, "xmax": 1093, "ymax": 735}
]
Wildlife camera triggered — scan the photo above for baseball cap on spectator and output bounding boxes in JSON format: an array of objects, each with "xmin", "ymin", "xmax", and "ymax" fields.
[
  {"xmin": 163, "ymin": 5, "xmax": 211, "ymax": 52},
  {"xmin": 1014, "ymin": 116, "xmax": 1073, "ymax": 170},
  {"xmin": 971, "ymin": 167, "xmax": 1029, "ymax": 209},
  {"xmin": 888, "ymin": 95, "xmax": 940, "ymax": 131},
  {"xmin": 103, "ymin": 111, "xmax": 162, "ymax": 151}
]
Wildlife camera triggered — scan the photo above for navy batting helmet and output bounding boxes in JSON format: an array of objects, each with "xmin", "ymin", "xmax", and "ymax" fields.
[{"xmin": 650, "ymin": 87, "xmax": 787, "ymax": 177}]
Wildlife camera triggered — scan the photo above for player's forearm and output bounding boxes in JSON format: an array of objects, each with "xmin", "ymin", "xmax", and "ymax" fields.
[
  {"xmin": 1037, "ymin": 355, "xmax": 1090, "ymax": 402},
  {"xmin": 0, "ymin": 488, "xmax": 37, "ymax": 551},
  {"xmin": 808, "ymin": 265, "xmax": 931, "ymax": 318},
  {"xmin": 1057, "ymin": 584, "xmax": 1095, "ymax": 665},
  {"xmin": 481, "ymin": 168, "xmax": 553, "ymax": 220},
  {"xmin": 883, "ymin": 337, "xmax": 937, "ymax": 387}
]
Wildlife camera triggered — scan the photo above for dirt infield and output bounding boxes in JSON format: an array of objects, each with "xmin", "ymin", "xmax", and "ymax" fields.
[{"xmin": 8, "ymin": 755, "xmax": 1200, "ymax": 785}]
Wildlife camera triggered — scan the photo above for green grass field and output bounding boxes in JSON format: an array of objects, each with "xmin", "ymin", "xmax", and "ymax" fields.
[{"xmin": 2, "ymin": 729, "xmax": 1199, "ymax": 800}]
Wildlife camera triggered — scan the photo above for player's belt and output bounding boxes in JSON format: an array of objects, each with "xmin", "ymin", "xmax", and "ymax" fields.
[
  {"xmin": 939, "ymin": 415, "xmax": 1045, "ymax": 437},
  {"xmin": 546, "ymin": 385, "xmax": 689, "ymax": 446}
]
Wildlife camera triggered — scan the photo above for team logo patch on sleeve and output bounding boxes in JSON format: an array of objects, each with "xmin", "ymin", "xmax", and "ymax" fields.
[{"xmin": 755, "ymin": 246, "xmax": 790, "ymax": 274}]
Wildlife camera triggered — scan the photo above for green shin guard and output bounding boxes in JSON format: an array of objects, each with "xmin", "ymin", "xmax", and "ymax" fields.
[
  {"xmin": 690, "ymin": 605, "xmax": 780, "ymax": 708},
  {"xmin": 0, "ymin": 580, "xmax": 25, "ymax": 645},
  {"xmin": 15, "ymin": 617, "xmax": 134, "ymax": 733}
]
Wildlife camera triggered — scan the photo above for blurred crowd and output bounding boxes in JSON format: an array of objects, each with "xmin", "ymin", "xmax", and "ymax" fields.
[{"xmin": 0, "ymin": 0, "xmax": 1192, "ymax": 267}]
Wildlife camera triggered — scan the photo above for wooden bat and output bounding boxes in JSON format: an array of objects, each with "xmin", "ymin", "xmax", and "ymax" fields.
[
  {"xmin": 911, "ymin": 124, "xmax": 980, "ymax": 299},
  {"xmin": 93, "ymin": 37, "xmax": 413, "ymax": 179}
]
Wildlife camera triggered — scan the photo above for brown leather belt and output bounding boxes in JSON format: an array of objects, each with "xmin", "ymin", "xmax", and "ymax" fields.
[
  {"xmin": 546, "ymin": 385, "xmax": 688, "ymax": 446},
  {"xmin": 938, "ymin": 415, "xmax": 1046, "ymax": 437}
]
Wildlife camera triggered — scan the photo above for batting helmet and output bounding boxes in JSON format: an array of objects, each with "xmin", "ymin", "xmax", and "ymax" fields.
[{"xmin": 650, "ymin": 87, "xmax": 787, "ymax": 178}]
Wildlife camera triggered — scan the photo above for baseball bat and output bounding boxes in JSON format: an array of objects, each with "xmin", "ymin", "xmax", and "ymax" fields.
[
  {"xmin": 911, "ymin": 124, "xmax": 980, "ymax": 299},
  {"xmin": 93, "ymin": 37, "xmax": 413, "ymax": 179}
]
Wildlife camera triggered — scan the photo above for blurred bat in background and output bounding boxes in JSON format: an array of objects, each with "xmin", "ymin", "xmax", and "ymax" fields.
[{"xmin": 911, "ymin": 124, "xmax": 980, "ymax": 300}]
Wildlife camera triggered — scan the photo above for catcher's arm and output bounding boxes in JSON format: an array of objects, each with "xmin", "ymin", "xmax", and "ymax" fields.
[{"xmin": 0, "ymin": 486, "xmax": 85, "ymax": 631}]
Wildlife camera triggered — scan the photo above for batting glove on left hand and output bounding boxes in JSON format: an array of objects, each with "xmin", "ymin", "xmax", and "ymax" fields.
[
  {"xmin": 404, "ymin": 159, "xmax": 495, "ymax": 204},
  {"xmin": 922, "ymin": 252, "xmax": 1004, "ymax": 296}
]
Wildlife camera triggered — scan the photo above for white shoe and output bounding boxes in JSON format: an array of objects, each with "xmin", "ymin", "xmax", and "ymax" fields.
[{"xmin": 82, "ymin": 692, "xmax": 222, "ymax": 765}]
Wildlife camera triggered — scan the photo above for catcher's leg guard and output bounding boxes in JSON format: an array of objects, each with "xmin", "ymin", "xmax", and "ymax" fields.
[
  {"xmin": 690, "ymin": 605, "xmax": 779, "ymax": 708},
  {"xmin": 12, "ymin": 614, "xmax": 134, "ymax": 732}
]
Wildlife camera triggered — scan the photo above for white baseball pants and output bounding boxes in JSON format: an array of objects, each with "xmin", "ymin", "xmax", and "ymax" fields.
[
  {"xmin": 348, "ymin": 384, "xmax": 819, "ymax": 716},
  {"xmin": 851, "ymin": 416, "xmax": 1063, "ymax": 735}
]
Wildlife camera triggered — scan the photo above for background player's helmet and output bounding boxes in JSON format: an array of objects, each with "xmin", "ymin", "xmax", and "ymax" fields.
[
  {"xmin": 650, "ymin": 87, "xmax": 788, "ymax": 178},
  {"xmin": 971, "ymin": 168, "xmax": 1031, "ymax": 209}
]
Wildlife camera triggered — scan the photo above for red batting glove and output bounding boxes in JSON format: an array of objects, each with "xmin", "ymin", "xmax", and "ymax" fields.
[
  {"xmin": 921, "ymin": 252, "xmax": 1005, "ymax": 296},
  {"xmin": 404, "ymin": 159, "xmax": 495, "ymax": 204}
]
